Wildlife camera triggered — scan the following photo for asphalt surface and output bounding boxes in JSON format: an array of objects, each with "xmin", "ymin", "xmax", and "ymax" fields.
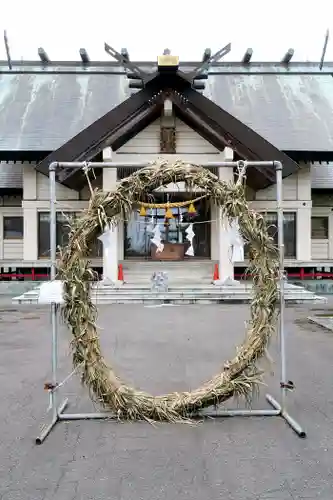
[{"xmin": 1, "ymin": 302, "xmax": 333, "ymax": 500}]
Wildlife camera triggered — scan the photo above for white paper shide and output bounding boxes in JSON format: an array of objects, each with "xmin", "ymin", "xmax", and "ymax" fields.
[
  {"xmin": 151, "ymin": 225, "xmax": 164, "ymax": 253},
  {"xmin": 227, "ymin": 218, "xmax": 244, "ymax": 262},
  {"xmin": 185, "ymin": 223, "xmax": 195, "ymax": 257}
]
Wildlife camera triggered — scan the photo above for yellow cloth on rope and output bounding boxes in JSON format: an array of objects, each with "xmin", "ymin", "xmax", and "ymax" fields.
[{"xmin": 138, "ymin": 194, "xmax": 207, "ymax": 210}]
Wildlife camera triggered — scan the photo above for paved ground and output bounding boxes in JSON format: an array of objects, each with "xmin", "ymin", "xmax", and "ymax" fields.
[{"xmin": 1, "ymin": 301, "xmax": 333, "ymax": 500}]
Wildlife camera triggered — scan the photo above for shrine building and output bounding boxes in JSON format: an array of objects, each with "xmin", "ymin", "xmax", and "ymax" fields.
[{"xmin": 1, "ymin": 45, "xmax": 333, "ymax": 283}]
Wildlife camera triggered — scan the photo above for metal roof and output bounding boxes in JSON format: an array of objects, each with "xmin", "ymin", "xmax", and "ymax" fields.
[
  {"xmin": 0, "ymin": 162, "xmax": 23, "ymax": 189},
  {"xmin": 311, "ymin": 162, "xmax": 333, "ymax": 189},
  {"xmin": 1, "ymin": 69, "xmax": 333, "ymax": 152},
  {"xmin": 0, "ymin": 73, "xmax": 128, "ymax": 151}
]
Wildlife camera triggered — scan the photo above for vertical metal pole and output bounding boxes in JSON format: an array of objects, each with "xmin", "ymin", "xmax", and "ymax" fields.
[
  {"xmin": 275, "ymin": 162, "xmax": 286, "ymax": 410},
  {"xmin": 50, "ymin": 166, "xmax": 57, "ymax": 281},
  {"xmin": 49, "ymin": 164, "xmax": 58, "ymax": 420}
]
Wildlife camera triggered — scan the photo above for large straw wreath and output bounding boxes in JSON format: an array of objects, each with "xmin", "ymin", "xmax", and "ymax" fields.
[{"xmin": 59, "ymin": 160, "xmax": 279, "ymax": 421}]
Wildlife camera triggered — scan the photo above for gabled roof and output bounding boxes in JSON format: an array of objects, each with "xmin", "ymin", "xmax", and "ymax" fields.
[
  {"xmin": 1, "ymin": 62, "xmax": 333, "ymax": 153},
  {"xmin": 34, "ymin": 70, "xmax": 297, "ymax": 190}
]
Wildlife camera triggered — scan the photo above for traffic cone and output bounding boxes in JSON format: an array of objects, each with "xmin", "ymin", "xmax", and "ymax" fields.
[
  {"xmin": 213, "ymin": 263, "xmax": 219, "ymax": 281},
  {"xmin": 118, "ymin": 263, "xmax": 124, "ymax": 282}
]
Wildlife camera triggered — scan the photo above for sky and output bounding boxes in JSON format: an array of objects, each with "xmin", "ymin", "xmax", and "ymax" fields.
[{"xmin": 1, "ymin": 0, "xmax": 333, "ymax": 63}]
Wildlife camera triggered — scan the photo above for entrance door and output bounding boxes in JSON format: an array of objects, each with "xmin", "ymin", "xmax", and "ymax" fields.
[{"xmin": 124, "ymin": 195, "xmax": 211, "ymax": 259}]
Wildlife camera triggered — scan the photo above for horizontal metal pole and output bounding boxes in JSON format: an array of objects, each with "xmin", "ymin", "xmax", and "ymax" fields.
[
  {"xmin": 50, "ymin": 161, "xmax": 148, "ymax": 170},
  {"xmin": 58, "ymin": 408, "xmax": 280, "ymax": 422},
  {"xmin": 202, "ymin": 409, "xmax": 280, "ymax": 417},
  {"xmin": 59, "ymin": 412, "xmax": 116, "ymax": 420},
  {"xmin": 50, "ymin": 160, "xmax": 281, "ymax": 171}
]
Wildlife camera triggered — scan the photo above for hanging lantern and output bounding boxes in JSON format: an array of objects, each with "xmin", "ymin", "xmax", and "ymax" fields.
[
  {"xmin": 139, "ymin": 205, "xmax": 146, "ymax": 216},
  {"xmin": 165, "ymin": 205, "xmax": 174, "ymax": 219}
]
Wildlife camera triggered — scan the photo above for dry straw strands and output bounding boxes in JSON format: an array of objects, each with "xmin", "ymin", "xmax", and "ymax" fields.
[{"xmin": 59, "ymin": 160, "xmax": 279, "ymax": 421}]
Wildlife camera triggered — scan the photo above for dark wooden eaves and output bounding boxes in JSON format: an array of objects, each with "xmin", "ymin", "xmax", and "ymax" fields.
[
  {"xmin": 181, "ymin": 83, "xmax": 299, "ymax": 186},
  {"xmin": 35, "ymin": 74, "xmax": 163, "ymax": 189}
]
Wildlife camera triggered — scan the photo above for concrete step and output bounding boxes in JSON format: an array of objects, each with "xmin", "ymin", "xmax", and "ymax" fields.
[
  {"xmin": 121, "ymin": 262, "xmax": 214, "ymax": 282},
  {"xmin": 12, "ymin": 281, "xmax": 325, "ymax": 305}
]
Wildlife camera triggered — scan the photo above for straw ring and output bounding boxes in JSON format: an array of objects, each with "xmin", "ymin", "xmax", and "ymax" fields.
[{"xmin": 59, "ymin": 160, "xmax": 279, "ymax": 421}]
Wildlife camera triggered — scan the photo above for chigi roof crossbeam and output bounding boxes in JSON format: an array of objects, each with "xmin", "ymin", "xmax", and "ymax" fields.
[{"xmin": 103, "ymin": 42, "xmax": 232, "ymax": 91}]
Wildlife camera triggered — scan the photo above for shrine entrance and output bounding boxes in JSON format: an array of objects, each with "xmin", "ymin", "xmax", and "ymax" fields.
[{"xmin": 124, "ymin": 193, "xmax": 211, "ymax": 260}]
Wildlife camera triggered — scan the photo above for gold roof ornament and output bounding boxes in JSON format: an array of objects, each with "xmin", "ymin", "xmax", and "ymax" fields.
[{"xmin": 158, "ymin": 48, "xmax": 179, "ymax": 70}]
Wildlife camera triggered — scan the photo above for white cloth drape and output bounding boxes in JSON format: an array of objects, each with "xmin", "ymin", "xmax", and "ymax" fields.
[
  {"xmin": 151, "ymin": 225, "xmax": 164, "ymax": 253},
  {"xmin": 227, "ymin": 218, "xmax": 244, "ymax": 262},
  {"xmin": 98, "ymin": 224, "xmax": 119, "ymax": 282}
]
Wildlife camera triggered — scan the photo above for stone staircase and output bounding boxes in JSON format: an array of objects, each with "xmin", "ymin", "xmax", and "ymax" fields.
[
  {"xmin": 12, "ymin": 259, "xmax": 325, "ymax": 306},
  {"xmin": 87, "ymin": 282, "xmax": 324, "ymax": 304},
  {"xmin": 122, "ymin": 260, "xmax": 214, "ymax": 285}
]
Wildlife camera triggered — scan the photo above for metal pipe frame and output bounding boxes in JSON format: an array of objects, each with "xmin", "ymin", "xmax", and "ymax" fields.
[{"xmin": 35, "ymin": 159, "xmax": 306, "ymax": 444}]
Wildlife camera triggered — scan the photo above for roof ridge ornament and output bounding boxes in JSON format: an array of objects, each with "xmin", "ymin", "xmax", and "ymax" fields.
[
  {"xmin": 157, "ymin": 48, "xmax": 179, "ymax": 71},
  {"xmin": 104, "ymin": 42, "xmax": 231, "ymax": 91}
]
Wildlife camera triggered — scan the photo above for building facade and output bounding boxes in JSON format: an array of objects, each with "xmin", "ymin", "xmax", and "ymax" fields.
[{"xmin": 1, "ymin": 54, "xmax": 333, "ymax": 281}]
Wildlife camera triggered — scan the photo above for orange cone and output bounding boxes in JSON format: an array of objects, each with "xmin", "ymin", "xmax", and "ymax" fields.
[
  {"xmin": 213, "ymin": 263, "xmax": 219, "ymax": 281},
  {"xmin": 118, "ymin": 263, "xmax": 124, "ymax": 281}
]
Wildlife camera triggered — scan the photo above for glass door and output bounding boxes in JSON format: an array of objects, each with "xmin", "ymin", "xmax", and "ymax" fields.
[{"xmin": 124, "ymin": 196, "xmax": 211, "ymax": 259}]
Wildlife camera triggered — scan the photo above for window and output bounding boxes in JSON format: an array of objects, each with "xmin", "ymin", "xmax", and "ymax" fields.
[
  {"xmin": 311, "ymin": 216, "xmax": 329, "ymax": 239},
  {"xmin": 263, "ymin": 212, "xmax": 297, "ymax": 258},
  {"xmin": 124, "ymin": 198, "xmax": 211, "ymax": 258},
  {"xmin": 90, "ymin": 238, "xmax": 103, "ymax": 257},
  {"xmin": 3, "ymin": 216, "xmax": 23, "ymax": 239},
  {"xmin": 38, "ymin": 212, "xmax": 74, "ymax": 258},
  {"xmin": 38, "ymin": 212, "xmax": 103, "ymax": 258},
  {"xmin": 245, "ymin": 212, "xmax": 297, "ymax": 259}
]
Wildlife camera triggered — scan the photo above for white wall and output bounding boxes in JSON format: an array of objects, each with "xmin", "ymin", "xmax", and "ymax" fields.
[
  {"xmin": 36, "ymin": 171, "xmax": 79, "ymax": 201},
  {"xmin": 117, "ymin": 118, "xmax": 219, "ymax": 155}
]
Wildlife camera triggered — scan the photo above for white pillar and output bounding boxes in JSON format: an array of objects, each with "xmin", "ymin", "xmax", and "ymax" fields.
[
  {"xmin": 296, "ymin": 207, "xmax": 311, "ymax": 261},
  {"xmin": 216, "ymin": 148, "xmax": 234, "ymax": 283},
  {"xmin": 23, "ymin": 208, "xmax": 38, "ymax": 260},
  {"xmin": 102, "ymin": 148, "xmax": 121, "ymax": 283},
  {"xmin": 210, "ymin": 201, "xmax": 219, "ymax": 260},
  {"xmin": 23, "ymin": 165, "xmax": 38, "ymax": 261},
  {"xmin": 296, "ymin": 165, "xmax": 312, "ymax": 261}
]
